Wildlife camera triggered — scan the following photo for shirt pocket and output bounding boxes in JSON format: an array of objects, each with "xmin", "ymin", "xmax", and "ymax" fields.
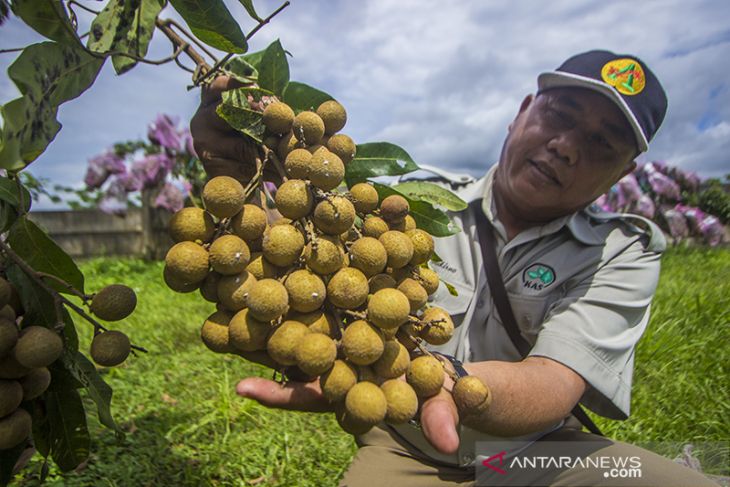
[
  {"xmin": 429, "ymin": 278, "xmax": 474, "ymax": 317},
  {"xmin": 506, "ymin": 292, "xmax": 551, "ymax": 340}
]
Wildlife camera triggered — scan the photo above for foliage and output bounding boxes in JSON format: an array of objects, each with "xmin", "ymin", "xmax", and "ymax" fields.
[
  {"xmin": 594, "ymin": 162, "xmax": 727, "ymax": 246},
  {"xmin": 4, "ymin": 249, "xmax": 725, "ymax": 485}
]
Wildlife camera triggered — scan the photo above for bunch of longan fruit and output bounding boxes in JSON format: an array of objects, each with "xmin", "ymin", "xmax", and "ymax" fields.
[
  {"xmin": 0, "ymin": 276, "xmax": 136, "ymax": 451},
  {"xmin": 164, "ymin": 98, "xmax": 491, "ymax": 434}
]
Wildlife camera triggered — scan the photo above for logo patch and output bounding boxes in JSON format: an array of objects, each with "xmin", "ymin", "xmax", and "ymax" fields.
[
  {"xmin": 522, "ymin": 263, "xmax": 556, "ymax": 290},
  {"xmin": 601, "ymin": 59, "xmax": 646, "ymax": 96}
]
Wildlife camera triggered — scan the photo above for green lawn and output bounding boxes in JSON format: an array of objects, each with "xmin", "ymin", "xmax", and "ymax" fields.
[{"xmin": 12, "ymin": 247, "xmax": 730, "ymax": 486}]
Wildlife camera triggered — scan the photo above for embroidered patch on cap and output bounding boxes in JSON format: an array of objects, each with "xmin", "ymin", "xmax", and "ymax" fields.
[
  {"xmin": 601, "ymin": 58, "xmax": 646, "ymax": 96},
  {"xmin": 522, "ymin": 263, "xmax": 556, "ymax": 291}
]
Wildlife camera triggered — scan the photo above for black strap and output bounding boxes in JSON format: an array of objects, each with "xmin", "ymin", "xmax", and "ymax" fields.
[{"xmin": 470, "ymin": 199, "xmax": 604, "ymax": 436}]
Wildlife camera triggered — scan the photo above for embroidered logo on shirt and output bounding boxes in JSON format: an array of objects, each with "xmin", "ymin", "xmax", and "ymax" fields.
[{"xmin": 522, "ymin": 263, "xmax": 556, "ymax": 290}]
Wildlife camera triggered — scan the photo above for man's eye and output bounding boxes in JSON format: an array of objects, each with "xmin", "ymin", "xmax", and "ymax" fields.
[
  {"xmin": 545, "ymin": 108, "xmax": 572, "ymax": 127},
  {"xmin": 590, "ymin": 133, "xmax": 613, "ymax": 150}
]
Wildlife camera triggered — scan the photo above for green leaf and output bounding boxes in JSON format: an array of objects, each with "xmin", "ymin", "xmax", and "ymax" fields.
[
  {"xmin": 0, "ymin": 42, "xmax": 104, "ymax": 171},
  {"xmin": 282, "ymin": 81, "xmax": 333, "ymax": 113},
  {"xmin": 392, "ymin": 181, "xmax": 468, "ymax": 211},
  {"xmin": 237, "ymin": 0, "xmax": 263, "ymax": 22},
  {"xmin": 7, "ymin": 216, "xmax": 85, "ymax": 293},
  {"xmin": 11, "ymin": 0, "xmax": 79, "ymax": 45},
  {"xmin": 168, "ymin": 0, "xmax": 247, "ymax": 53},
  {"xmin": 87, "ymin": 0, "xmax": 165, "ymax": 75},
  {"xmin": 0, "ymin": 202, "xmax": 19, "ymax": 233},
  {"xmin": 216, "ymin": 87, "xmax": 271, "ymax": 143},
  {"xmin": 373, "ymin": 183, "xmax": 460, "ymax": 237},
  {"xmin": 428, "ymin": 251, "xmax": 443, "ymax": 263},
  {"xmin": 224, "ymin": 56, "xmax": 258, "ymax": 82},
  {"xmin": 5, "ymin": 264, "xmax": 58, "ymax": 328},
  {"xmin": 442, "ymin": 279, "xmax": 459, "ymax": 297},
  {"xmin": 45, "ymin": 389, "xmax": 91, "ymax": 472},
  {"xmin": 0, "ymin": 176, "xmax": 32, "ymax": 210},
  {"xmin": 345, "ymin": 142, "xmax": 420, "ymax": 187},
  {"xmin": 257, "ymin": 39, "xmax": 289, "ymax": 97},
  {"xmin": 61, "ymin": 351, "xmax": 121, "ymax": 433}
]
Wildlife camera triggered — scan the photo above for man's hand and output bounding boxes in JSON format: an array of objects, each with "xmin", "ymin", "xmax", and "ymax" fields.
[
  {"xmin": 236, "ymin": 376, "xmax": 333, "ymax": 413},
  {"xmin": 189, "ymin": 75, "xmax": 262, "ymax": 183},
  {"xmin": 419, "ymin": 385, "xmax": 461, "ymax": 455}
]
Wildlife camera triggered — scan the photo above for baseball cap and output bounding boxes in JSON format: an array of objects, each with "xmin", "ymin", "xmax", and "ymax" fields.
[{"xmin": 537, "ymin": 50, "xmax": 668, "ymax": 153}]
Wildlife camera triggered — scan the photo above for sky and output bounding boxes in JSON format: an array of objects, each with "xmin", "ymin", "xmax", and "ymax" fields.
[{"xmin": 1, "ymin": 0, "xmax": 729, "ymax": 209}]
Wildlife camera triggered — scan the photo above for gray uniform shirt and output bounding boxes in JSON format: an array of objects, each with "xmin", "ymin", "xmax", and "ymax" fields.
[{"xmin": 387, "ymin": 164, "xmax": 666, "ymax": 466}]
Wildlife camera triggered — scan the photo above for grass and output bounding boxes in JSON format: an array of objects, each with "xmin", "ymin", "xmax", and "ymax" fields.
[{"xmin": 11, "ymin": 246, "xmax": 730, "ymax": 485}]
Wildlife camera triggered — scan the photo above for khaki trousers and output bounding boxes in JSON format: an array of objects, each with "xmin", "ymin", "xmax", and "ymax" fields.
[{"xmin": 339, "ymin": 418, "xmax": 722, "ymax": 487}]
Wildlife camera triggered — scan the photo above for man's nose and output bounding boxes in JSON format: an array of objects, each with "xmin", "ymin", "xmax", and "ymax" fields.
[{"xmin": 546, "ymin": 131, "xmax": 579, "ymax": 166}]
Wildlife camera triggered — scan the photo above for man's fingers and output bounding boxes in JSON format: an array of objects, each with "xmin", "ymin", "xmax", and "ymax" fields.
[
  {"xmin": 201, "ymin": 75, "xmax": 246, "ymax": 106},
  {"xmin": 420, "ymin": 395, "xmax": 460, "ymax": 455},
  {"xmin": 236, "ymin": 377, "xmax": 332, "ymax": 413}
]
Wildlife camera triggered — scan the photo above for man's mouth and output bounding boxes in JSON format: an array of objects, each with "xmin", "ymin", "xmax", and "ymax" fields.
[{"xmin": 528, "ymin": 160, "xmax": 561, "ymax": 186}]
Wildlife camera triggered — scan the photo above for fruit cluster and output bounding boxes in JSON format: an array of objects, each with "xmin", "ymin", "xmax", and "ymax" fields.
[
  {"xmin": 164, "ymin": 98, "xmax": 491, "ymax": 434},
  {"xmin": 0, "ymin": 277, "xmax": 136, "ymax": 450}
]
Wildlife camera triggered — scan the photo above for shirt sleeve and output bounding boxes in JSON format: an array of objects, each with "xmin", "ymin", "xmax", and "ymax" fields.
[{"xmin": 528, "ymin": 234, "xmax": 662, "ymax": 419}]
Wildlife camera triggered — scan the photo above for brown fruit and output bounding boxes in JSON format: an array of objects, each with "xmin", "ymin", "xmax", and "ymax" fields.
[
  {"xmin": 341, "ymin": 320, "xmax": 384, "ymax": 366},
  {"xmin": 379, "ymin": 195, "xmax": 409, "ymax": 223},
  {"xmin": 380, "ymin": 379, "xmax": 418, "ymax": 424},
  {"xmin": 14, "ymin": 326, "xmax": 63, "ymax": 369},
  {"xmin": 278, "ymin": 131, "xmax": 300, "ymax": 160},
  {"xmin": 231, "ymin": 204, "xmax": 268, "ymax": 241},
  {"xmin": 163, "ymin": 266, "xmax": 199, "ymax": 294},
  {"xmin": 292, "ymin": 111, "xmax": 325, "ymax": 145},
  {"xmin": 320, "ymin": 359, "xmax": 357, "ymax": 402},
  {"xmin": 326, "ymin": 267, "xmax": 369, "ymax": 309},
  {"xmin": 246, "ymin": 252, "xmax": 279, "ymax": 280},
  {"xmin": 334, "ymin": 401, "xmax": 373, "ymax": 435},
  {"xmin": 313, "ymin": 196, "xmax": 356, "ymax": 235},
  {"xmin": 262, "ymin": 102, "xmax": 295, "ymax": 134},
  {"xmin": 90, "ymin": 284, "xmax": 137, "ymax": 322},
  {"xmin": 309, "ymin": 150, "xmax": 344, "ymax": 191},
  {"xmin": 0, "ymin": 277, "xmax": 10, "ymax": 310},
  {"xmin": 345, "ymin": 381, "xmax": 387, "ymax": 425},
  {"xmin": 372, "ymin": 340, "xmax": 410, "ymax": 379},
  {"xmin": 379, "ymin": 231, "xmax": 414, "ymax": 269},
  {"xmin": 316, "ymin": 100, "xmax": 347, "ymax": 135},
  {"xmin": 168, "ymin": 207, "xmax": 215, "ymax": 243},
  {"xmin": 349, "ymin": 237, "xmax": 387, "ymax": 277},
  {"xmin": 216, "ymin": 271, "xmax": 257, "ymax": 311},
  {"xmin": 285, "ymin": 270, "xmax": 326, "ymax": 313},
  {"xmin": 452, "ymin": 375, "xmax": 491, "ymax": 413},
  {"xmin": 304, "ymin": 235, "xmax": 345, "ymax": 275},
  {"xmin": 295, "ymin": 333, "xmax": 337, "ymax": 376},
  {"xmin": 201, "ymin": 310, "xmax": 233, "ymax": 353},
  {"xmin": 202, "ymin": 176, "xmax": 245, "ymax": 219},
  {"xmin": 288, "ymin": 310, "xmax": 338, "ymax": 337},
  {"xmin": 90, "ymin": 330, "xmax": 131, "ymax": 367},
  {"xmin": 275, "ymin": 179, "xmax": 314, "ymax": 220},
  {"xmin": 406, "ymin": 229, "xmax": 434, "ymax": 265},
  {"xmin": 229, "ymin": 308, "xmax": 271, "ymax": 352},
  {"xmin": 165, "ymin": 241, "xmax": 209, "ymax": 284},
  {"xmin": 349, "ymin": 183, "xmax": 379, "ymax": 214},
  {"xmin": 284, "ymin": 148, "xmax": 312, "ymax": 179},
  {"xmin": 419, "ymin": 307, "xmax": 454, "ymax": 346},
  {"xmin": 267, "ymin": 320, "xmax": 311, "ymax": 366},
  {"xmin": 367, "ymin": 288, "xmax": 411, "ymax": 329},
  {"xmin": 0, "ymin": 379, "xmax": 22, "ymax": 417},
  {"xmin": 417, "ymin": 267, "xmax": 440, "ymax": 296},
  {"xmin": 19, "ymin": 368, "xmax": 51, "ymax": 401},
  {"xmin": 0, "ymin": 408, "xmax": 32, "ymax": 450},
  {"xmin": 362, "ymin": 216, "xmax": 389, "ymax": 239},
  {"xmin": 406, "ymin": 355, "xmax": 444, "ymax": 398},
  {"xmin": 397, "ymin": 278, "xmax": 428, "ymax": 313},
  {"xmin": 368, "ymin": 273, "xmax": 396, "ymax": 294},
  {"xmin": 199, "ymin": 272, "xmax": 221, "ymax": 303},
  {"xmin": 0, "ymin": 354, "xmax": 30, "ymax": 379},
  {"xmin": 209, "ymin": 235, "xmax": 251, "ymax": 275},
  {"xmin": 246, "ymin": 279, "xmax": 289, "ymax": 322},
  {"xmin": 0, "ymin": 318, "xmax": 18, "ymax": 357},
  {"xmin": 262, "ymin": 224, "xmax": 305, "ymax": 267},
  {"xmin": 326, "ymin": 134, "xmax": 356, "ymax": 164}
]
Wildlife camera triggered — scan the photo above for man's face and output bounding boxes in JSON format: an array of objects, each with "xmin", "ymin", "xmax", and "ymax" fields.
[{"xmin": 494, "ymin": 87, "xmax": 637, "ymax": 222}]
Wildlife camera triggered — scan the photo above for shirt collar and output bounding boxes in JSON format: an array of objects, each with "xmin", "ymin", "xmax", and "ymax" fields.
[{"xmin": 474, "ymin": 163, "xmax": 605, "ymax": 246}]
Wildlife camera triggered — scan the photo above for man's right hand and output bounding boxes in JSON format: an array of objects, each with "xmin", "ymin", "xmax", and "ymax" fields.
[{"xmin": 189, "ymin": 75, "xmax": 262, "ymax": 184}]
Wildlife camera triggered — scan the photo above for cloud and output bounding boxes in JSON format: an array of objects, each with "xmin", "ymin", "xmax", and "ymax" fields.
[{"xmin": 1, "ymin": 0, "xmax": 729, "ymax": 211}]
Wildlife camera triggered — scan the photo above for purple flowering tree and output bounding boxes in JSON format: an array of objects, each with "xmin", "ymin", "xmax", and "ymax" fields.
[
  {"xmin": 56, "ymin": 114, "xmax": 204, "ymax": 215},
  {"xmin": 594, "ymin": 161, "xmax": 727, "ymax": 246}
]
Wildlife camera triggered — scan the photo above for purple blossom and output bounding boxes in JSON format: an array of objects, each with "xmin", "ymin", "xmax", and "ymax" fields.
[
  {"xmin": 131, "ymin": 153, "xmax": 175, "ymax": 188},
  {"xmin": 84, "ymin": 163, "xmax": 109, "ymax": 189},
  {"xmin": 154, "ymin": 182, "xmax": 185, "ymax": 212},
  {"xmin": 593, "ymin": 194, "xmax": 614, "ymax": 213},
  {"xmin": 634, "ymin": 194, "xmax": 656, "ymax": 219},
  {"xmin": 148, "ymin": 114, "xmax": 181, "ymax": 152},
  {"xmin": 181, "ymin": 130, "xmax": 197, "ymax": 158},
  {"xmin": 84, "ymin": 150, "xmax": 126, "ymax": 189},
  {"xmin": 661, "ymin": 208, "xmax": 689, "ymax": 239},
  {"xmin": 98, "ymin": 178, "xmax": 129, "ymax": 216},
  {"xmin": 643, "ymin": 163, "xmax": 681, "ymax": 200},
  {"xmin": 698, "ymin": 215, "xmax": 724, "ymax": 247},
  {"xmin": 114, "ymin": 172, "xmax": 143, "ymax": 192},
  {"xmin": 617, "ymin": 173, "xmax": 643, "ymax": 207}
]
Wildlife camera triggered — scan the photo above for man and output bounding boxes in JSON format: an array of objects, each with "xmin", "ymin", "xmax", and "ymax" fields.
[{"xmin": 191, "ymin": 50, "xmax": 719, "ymax": 486}]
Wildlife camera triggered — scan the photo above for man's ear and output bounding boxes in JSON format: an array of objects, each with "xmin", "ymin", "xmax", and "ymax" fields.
[{"xmin": 508, "ymin": 94, "xmax": 534, "ymax": 132}]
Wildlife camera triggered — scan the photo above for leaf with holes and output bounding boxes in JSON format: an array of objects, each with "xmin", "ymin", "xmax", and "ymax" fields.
[
  {"xmin": 0, "ymin": 42, "xmax": 103, "ymax": 171},
  {"xmin": 169, "ymin": 0, "xmax": 247, "ymax": 53},
  {"xmin": 87, "ymin": 0, "xmax": 165, "ymax": 74},
  {"xmin": 216, "ymin": 87, "xmax": 272, "ymax": 143},
  {"xmin": 393, "ymin": 181, "xmax": 468, "ymax": 211},
  {"xmin": 373, "ymin": 183, "xmax": 460, "ymax": 237},
  {"xmin": 11, "ymin": 0, "xmax": 79, "ymax": 45}
]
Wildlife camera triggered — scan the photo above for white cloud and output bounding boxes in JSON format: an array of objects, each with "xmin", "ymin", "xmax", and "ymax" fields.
[{"xmin": 1, "ymin": 0, "xmax": 729, "ymax": 210}]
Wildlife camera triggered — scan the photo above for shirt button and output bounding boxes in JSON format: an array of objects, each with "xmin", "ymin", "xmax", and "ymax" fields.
[{"xmin": 462, "ymin": 453, "xmax": 474, "ymax": 463}]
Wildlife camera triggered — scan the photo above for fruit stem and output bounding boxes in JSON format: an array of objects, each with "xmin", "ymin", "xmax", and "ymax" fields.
[
  {"xmin": 36, "ymin": 272, "xmax": 89, "ymax": 301},
  {"xmin": 343, "ymin": 309, "xmax": 367, "ymax": 320},
  {"xmin": 410, "ymin": 334, "xmax": 460, "ymax": 383}
]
